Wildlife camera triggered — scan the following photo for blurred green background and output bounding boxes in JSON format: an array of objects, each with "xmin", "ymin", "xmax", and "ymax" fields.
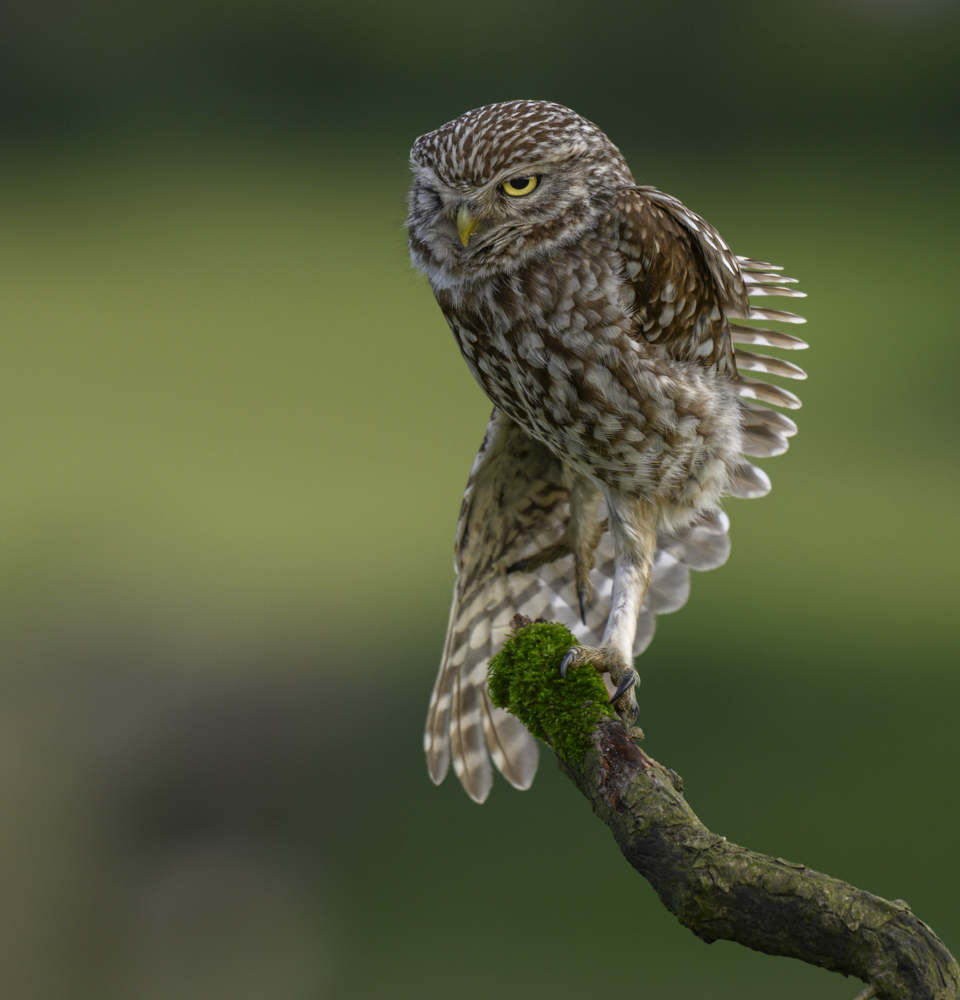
[{"xmin": 1, "ymin": 1, "xmax": 958, "ymax": 998}]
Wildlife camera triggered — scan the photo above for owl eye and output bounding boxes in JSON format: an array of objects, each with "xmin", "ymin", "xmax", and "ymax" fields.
[{"xmin": 501, "ymin": 176, "xmax": 539, "ymax": 197}]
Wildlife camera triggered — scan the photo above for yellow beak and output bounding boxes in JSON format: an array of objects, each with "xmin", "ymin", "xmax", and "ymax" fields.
[{"xmin": 456, "ymin": 205, "xmax": 480, "ymax": 247}]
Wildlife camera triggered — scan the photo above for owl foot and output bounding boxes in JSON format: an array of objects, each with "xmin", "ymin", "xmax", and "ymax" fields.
[{"xmin": 559, "ymin": 645, "xmax": 640, "ymax": 727}]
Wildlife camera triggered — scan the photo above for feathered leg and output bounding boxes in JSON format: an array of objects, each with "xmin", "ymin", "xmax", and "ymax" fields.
[{"xmin": 560, "ymin": 492, "xmax": 658, "ymax": 726}]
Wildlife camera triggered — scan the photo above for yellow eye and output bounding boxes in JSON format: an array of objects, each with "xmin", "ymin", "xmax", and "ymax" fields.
[{"xmin": 502, "ymin": 175, "xmax": 539, "ymax": 197}]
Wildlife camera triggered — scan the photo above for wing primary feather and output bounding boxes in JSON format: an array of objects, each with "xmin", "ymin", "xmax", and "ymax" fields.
[
  {"xmin": 742, "ymin": 400, "xmax": 799, "ymax": 436},
  {"xmin": 733, "ymin": 349, "xmax": 807, "ymax": 380},
  {"xmin": 737, "ymin": 256, "xmax": 784, "ymax": 271},
  {"xmin": 480, "ymin": 696, "xmax": 538, "ymax": 790},
  {"xmin": 746, "ymin": 284, "xmax": 807, "ymax": 299},
  {"xmin": 450, "ymin": 668, "xmax": 493, "ymax": 804},
  {"xmin": 729, "ymin": 324, "xmax": 809, "ymax": 350},
  {"xmin": 424, "ymin": 595, "xmax": 461, "ymax": 785},
  {"xmin": 745, "ymin": 306, "xmax": 807, "ymax": 324},
  {"xmin": 743, "ymin": 272, "xmax": 798, "ymax": 285},
  {"xmin": 741, "ymin": 427, "xmax": 790, "ymax": 458},
  {"xmin": 728, "ymin": 461, "xmax": 773, "ymax": 498},
  {"xmin": 735, "ymin": 374, "xmax": 802, "ymax": 409}
]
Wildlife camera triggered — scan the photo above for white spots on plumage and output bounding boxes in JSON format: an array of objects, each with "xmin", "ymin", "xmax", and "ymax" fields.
[
  {"xmin": 677, "ymin": 414, "xmax": 700, "ymax": 438},
  {"xmin": 585, "ymin": 362, "xmax": 614, "ymax": 396},
  {"xmin": 547, "ymin": 353, "xmax": 569, "ymax": 381},
  {"xmin": 593, "ymin": 341, "xmax": 623, "ymax": 370},
  {"xmin": 645, "ymin": 432, "xmax": 665, "ymax": 455},
  {"xmin": 562, "ymin": 327, "xmax": 593, "ymax": 352},
  {"xmin": 603, "ymin": 373, "xmax": 634, "ymax": 413},
  {"xmin": 578, "ymin": 267, "xmax": 600, "ymax": 297},
  {"xmin": 592, "ymin": 410, "xmax": 625, "ymax": 442},
  {"xmin": 554, "ymin": 295, "xmax": 576, "ymax": 321},
  {"xmin": 550, "ymin": 377, "xmax": 578, "ymax": 412},
  {"xmin": 517, "ymin": 331, "xmax": 547, "ymax": 367},
  {"xmin": 693, "ymin": 338, "xmax": 715, "ymax": 358}
]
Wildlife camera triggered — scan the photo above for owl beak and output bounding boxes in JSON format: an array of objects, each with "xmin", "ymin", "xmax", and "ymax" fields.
[{"xmin": 456, "ymin": 205, "xmax": 480, "ymax": 247}]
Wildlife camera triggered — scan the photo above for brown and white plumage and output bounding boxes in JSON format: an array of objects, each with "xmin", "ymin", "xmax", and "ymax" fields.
[{"xmin": 409, "ymin": 101, "xmax": 807, "ymax": 802}]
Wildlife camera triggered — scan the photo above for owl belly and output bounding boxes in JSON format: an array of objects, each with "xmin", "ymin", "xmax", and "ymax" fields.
[{"xmin": 450, "ymin": 316, "xmax": 743, "ymax": 517}]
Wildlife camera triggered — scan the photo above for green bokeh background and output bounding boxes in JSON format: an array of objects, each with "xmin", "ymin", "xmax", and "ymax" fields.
[{"xmin": 1, "ymin": 2, "xmax": 958, "ymax": 997}]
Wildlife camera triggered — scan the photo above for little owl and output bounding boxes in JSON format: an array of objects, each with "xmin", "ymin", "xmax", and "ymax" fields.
[{"xmin": 407, "ymin": 101, "xmax": 807, "ymax": 803}]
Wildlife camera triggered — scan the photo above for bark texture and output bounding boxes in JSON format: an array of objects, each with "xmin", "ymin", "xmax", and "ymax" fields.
[{"xmin": 560, "ymin": 716, "xmax": 959, "ymax": 999}]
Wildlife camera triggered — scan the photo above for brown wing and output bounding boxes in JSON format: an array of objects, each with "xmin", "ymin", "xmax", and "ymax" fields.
[
  {"xmin": 615, "ymin": 186, "xmax": 808, "ymax": 497},
  {"xmin": 614, "ymin": 186, "xmax": 742, "ymax": 373},
  {"xmin": 425, "ymin": 408, "xmax": 568, "ymax": 803}
]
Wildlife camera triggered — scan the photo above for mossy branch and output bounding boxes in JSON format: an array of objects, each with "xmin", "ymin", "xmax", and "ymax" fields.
[{"xmin": 489, "ymin": 617, "xmax": 960, "ymax": 1000}]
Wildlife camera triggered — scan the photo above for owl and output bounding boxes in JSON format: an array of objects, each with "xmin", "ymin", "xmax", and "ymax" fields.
[{"xmin": 407, "ymin": 101, "xmax": 807, "ymax": 803}]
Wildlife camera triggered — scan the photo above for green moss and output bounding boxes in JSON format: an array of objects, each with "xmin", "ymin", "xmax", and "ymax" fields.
[{"xmin": 487, "ymin": 621, "xmax": 615, "ymax": 763}]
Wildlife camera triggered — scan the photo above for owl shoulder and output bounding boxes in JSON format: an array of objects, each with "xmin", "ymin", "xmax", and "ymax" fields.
[{"xmin": 610, "ymin": 186, "xmax": 739, "ymax": 373}]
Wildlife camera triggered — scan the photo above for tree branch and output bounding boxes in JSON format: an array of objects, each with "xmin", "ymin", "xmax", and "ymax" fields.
[{"xmin": 490, "ymin": 617, "xmax": 960, "ymax": 1000}]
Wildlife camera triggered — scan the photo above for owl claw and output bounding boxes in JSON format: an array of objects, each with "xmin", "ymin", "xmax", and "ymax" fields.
[
  {"xmin": 611, "ymin": 671, "xmax": 640, "ymax": 726},
  {"xmin": 611, "ymin": 667, "xmax": 640, "ymax": 727},
  {"xmin": 610, "ymin": 672, "xmax": 636, "ymax": 704},
  {"xmin": 559, "ymin": 644, "xmax": 640, "ymax": 729},
  {"xmin": 578, "ymin": 588, "xmax": 589, "ymax": 625}
]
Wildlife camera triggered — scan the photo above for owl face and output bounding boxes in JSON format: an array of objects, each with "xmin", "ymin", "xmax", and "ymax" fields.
[{"xmin": 408, "ymin": 101, "xmax": 633, "ymax": 282}]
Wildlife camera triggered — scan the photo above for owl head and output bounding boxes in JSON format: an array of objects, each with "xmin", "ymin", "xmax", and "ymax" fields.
[{"xmin": 408, "ymin": 100, "xmax": 633, "ymax": 282}]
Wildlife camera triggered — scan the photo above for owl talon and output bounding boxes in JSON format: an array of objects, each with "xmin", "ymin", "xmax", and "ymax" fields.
[
  {"xmin": 560, "ymin": 647, "xmax": 579, "ymax": 678},
  {"xmin": 611, "ymin": 669, "xmax": 640, "ymax": 726},
  {"xmin": 578, "ymin": 588, "xmax": 589, "ymax": 625},
  {"xmin": 611, "ymin": 672, "xmax": 637, "ymax": 704},
  {"xmin": 559, "ymin": 644, "xmax": 640, "ymax": 728}
]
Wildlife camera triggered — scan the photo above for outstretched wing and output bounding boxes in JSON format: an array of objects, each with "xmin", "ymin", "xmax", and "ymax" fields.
[
  {"xmin": 425, "ymin": 409, "xmax": 568, "ymax": 803},
  {"xmin": 615, "ymin": 186, "xmax": 807, "ymax": 498},
  {"xmin": 728, "ymin": 255, "xmax": 808, "ymax": 490},
  {"xmin": 428, "ymin": 410, "xmax": 739, "ymax": 803}
]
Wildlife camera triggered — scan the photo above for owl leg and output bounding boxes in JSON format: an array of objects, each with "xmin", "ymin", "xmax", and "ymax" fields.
[
  {"xmin": 559, "ymin": 493, "xmax": 657, "ymax": 727},
  {"xmin": 507, "ymin": 476, "xmax": 604, "ymax": 624}
]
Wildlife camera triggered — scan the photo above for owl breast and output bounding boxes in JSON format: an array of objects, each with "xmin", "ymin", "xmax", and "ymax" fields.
[{"xmin": 431, "ymin": 231, "xmax": 743, "ymax": 516}]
